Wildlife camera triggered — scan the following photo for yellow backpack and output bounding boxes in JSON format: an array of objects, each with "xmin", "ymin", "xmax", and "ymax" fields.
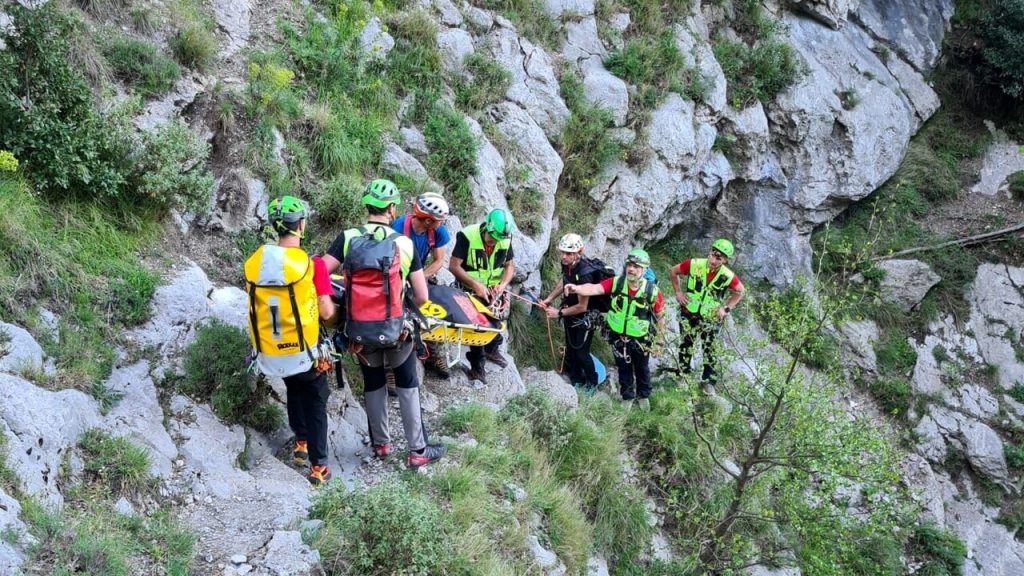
[{"xmin": 243, "ymin": 245, "xmax": 319, "ymax": 377}]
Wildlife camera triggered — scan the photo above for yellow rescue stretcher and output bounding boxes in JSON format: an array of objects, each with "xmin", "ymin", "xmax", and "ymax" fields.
[{"xmin": 417, "ymin": 285, "xmax": 505, "ymax": 347}]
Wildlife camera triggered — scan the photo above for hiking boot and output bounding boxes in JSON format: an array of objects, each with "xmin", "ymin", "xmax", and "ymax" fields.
[
  {"xmin": 372, "ymin": 443, "xmax": 393, "ymax": 458},
  {"xmin": 620, "ymin": 398, "xmax": 634, "ymax": 409},
  {"xmin": 700, "ymin": 382, "xmax": 716, "ymax": 396},
  {"xmin": 292, "ymin": 440, "xmax": 309, "ymax": 467},
  {"xmin": 407, "ymin": 444, "xmax": 447, "ymax": 468},
  {"xmin": 307, "ymin": 464, "xmax": 332, "ymax": 487},
  {"xmin": 638, "ymin": 398, "xmax": 650, "ymax": 411},
  {"xmin": 484, "ymin": 350, "xmax": 508, "ymax": 368},
  {"xmin": 466, "ymin": 367, "xmax": 487, "ymax": 383},
  {"xmin": 426, "ymin": 355, "xmax": 450, "ymax": 379},
  {"xmin": 386, "ymin": 370, "xmax": 397, "ymax": 397}
]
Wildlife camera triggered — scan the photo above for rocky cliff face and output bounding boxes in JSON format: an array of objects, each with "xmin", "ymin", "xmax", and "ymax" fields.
[{"xmin": 6, "ymin": 0, "xmax": 1022, "ymax": 574}]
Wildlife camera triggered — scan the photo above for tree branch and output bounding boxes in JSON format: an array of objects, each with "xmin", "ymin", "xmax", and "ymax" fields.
[{"xmin": 870, "ymin": 223, "xmax": 1024, "ymax": 261}]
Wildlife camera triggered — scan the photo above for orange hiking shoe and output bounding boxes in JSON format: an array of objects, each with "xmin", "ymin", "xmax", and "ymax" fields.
[
  {"xmin": 292, "ymin": 440, "xmax": 309, "ymax": 467},
  {"xmin": 406, "ymin": 445, "xmax": 447, "ymax": 468},
  {"xmin": 373, "ymin": 443, "xmax": 393, "ymax": 458},
  {"xmin": 307, "ymin": 464, "xmax": 332, "ymax": 487}
]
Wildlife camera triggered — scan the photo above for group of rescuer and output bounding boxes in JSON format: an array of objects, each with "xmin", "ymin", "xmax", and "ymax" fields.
[{"xmin": 245, "ymin": 180, "xmax": 743, "ymax": 487}]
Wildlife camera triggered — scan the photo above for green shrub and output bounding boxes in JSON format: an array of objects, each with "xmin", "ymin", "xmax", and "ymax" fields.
[
  {"xmin": 106, "ymin": 267, "xmax": 158, "ymax": 325},
  {"xmin": 979, "ymin": 0, "xmax": 1024, "ymax": 100},
  {"xmin": 104, "ymin": 37, "xmax": 182, "ymax": 96},
  {"xmin": 907, "ymin": 522, "xmax": 967, "ymax": 576},
  {"xmin": 605, "ymin": 31, "xmax": 684, "ymax": 88},
  {"xmin": 875, "ymin": 331, "xmax": 918, "ymax": 375},
  {"xmin": 868, "ymin": 376, "xmax": 912, "ymax": 418},
  {"xmin": 170, "ymin": 23, "xmax": 217, "ymax": 70},
  {"xmin": 455, "ymin": 52, "xmax": 512, "ymax": 114},
  {"xmin": 133, "ymin": 120, "xmax": 215, "ymax": 214},
  {"xmin": 423, "ymin": 104, "xmax": 478, "ymax": 214},
  {"xmin": 310, "ymin": 106, "xmax": 384, "ymax": 176},
  {"xmin": 182, "ymin": 320, "xmax": 283, "ymax": 432},
  {"xmin": 1009, "ymin": 170, "xmax": 1024, "ymax": 201},
  {"xmin": 714, "ymin": 35, "xmax": 802, "ymax": 108},
  {"xmin": 309, "ymin": 174, "xmax": 367, "ymax": 226},
  {"xmin": 245, "ymin": 58, "xmax": 302, "ymax": 129},
  {"xmin": 78, "ymin": 429, "xmax": 151, "ymax": 495},
  {"xmin": 1010, "ymin": 381, "xmax": 1024, "ymax": 403},
  {"xmin": 1005, "ymin": 442, "xmax": 1024, "ymax": 469},
  {"xmin": 310, "ymin": 478, "xmax": 452, "ymax": 575},
  {"xmin": 0, "ymin": 4, "xmax": 134, "ymax": 200}
]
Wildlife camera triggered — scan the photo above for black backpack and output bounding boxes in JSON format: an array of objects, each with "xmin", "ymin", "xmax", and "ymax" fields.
[{"xmin": 576, "ymin": 257, "xmax": 616, "ymax": 312}]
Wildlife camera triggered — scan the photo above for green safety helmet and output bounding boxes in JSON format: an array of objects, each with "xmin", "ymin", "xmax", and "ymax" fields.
[
  {"xmin": 268, "ymin": 196, "xmax": 309, "ymax": 224},
  {"xmin": 362, "ymin": 179, "xmax": 401, "ymax": 209},
  {"xmin": 711, "ymin": 238, "xmax": 734, "ymax": 258},
  {"xmin": 483, "ymin": 209, "xmax": 512, "ymax": 240},
  {"xmin": 625, "ymin": 248, "xmax": 650, "ymax": 268}
]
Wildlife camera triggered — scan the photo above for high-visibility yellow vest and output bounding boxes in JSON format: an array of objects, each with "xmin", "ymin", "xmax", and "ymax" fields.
[
  {"xmin": 459, "ymin": 224, "xmax": 511, "ymax": 288},
  {"xmin": 606, "ymin": 276, "xmax": 659, "ymax": 338},
  {"xmin": 244, "ymin": 245, "xmax": 319, "ymax": 377},
  {"xmin": 685, "ymin": 258, "xmax": 735, "ymax": 319}
]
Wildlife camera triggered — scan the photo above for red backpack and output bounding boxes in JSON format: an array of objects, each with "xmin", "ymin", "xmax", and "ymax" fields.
[{"xmin": 343, "ymin": 227, "xmax": 406, "ymax": 348}]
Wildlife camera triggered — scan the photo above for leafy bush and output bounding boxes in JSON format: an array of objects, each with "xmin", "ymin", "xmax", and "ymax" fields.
[
  {"xmin": 0, "ymin": 4, "xmax": 134, "ymax": 199},
  {"xmin": 78, "ymin": 429, "xmax": 151, "ymax": 494},
  {"xmin": 310, "ymin": 479, "xmax": 452, "ymax": 575},
  {"xmin": 1009, "ymin": 170, "xmax": 1024, "ymax": 201},
  {"xmin": 246, "ymin": 59, "xmax": 301, "ymax": 128},
  {"xmin": 868, "ymin": 376, "xmax": 912, "ymax": 418},
  {"xmin": 133, "ymin": 121, "xmax": 215, "ymax": 214},
  {"xmin": 182, "ymin": 320, "xmax": 283, "ymax": 432},
  {"xmin": 979, "ymin": 0, "xmax": 1024, "ymax": 99},
  {"xmin": 103, "ymin": 37, "xmax": 182, "ymax": 96}
]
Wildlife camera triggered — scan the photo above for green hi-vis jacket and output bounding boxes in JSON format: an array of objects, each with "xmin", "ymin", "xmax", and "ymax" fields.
[
  {"xmin": 460, "ymin": 224, "xmax": 512, "ymax": 288},
  {"xmin": 606, "ymin": 276, "xmax": 659, "ymax": 339},
  {"xmin": 685, "ymin": 258, "xmax": 736, "ymax": 319}
]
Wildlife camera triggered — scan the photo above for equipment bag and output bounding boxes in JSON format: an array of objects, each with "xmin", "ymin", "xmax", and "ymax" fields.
[
  {"xmin": 244, "ymin": 245, "xmax": 319, "ymax": 377},
  {"xmin": 343, "ymin": 227, "xmax": 407, "ymax": 348},
  {"xmin": 578, "ymin": 257, "xmax": 616, "ymax": 312}
]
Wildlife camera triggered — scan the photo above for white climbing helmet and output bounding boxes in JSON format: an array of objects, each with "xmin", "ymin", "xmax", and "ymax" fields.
[
  {"xmin": 557, "ymin": 233, "xmax": 584, "ymax": 253},
  {"xmin": 413, "ymin": 192, "xmax": 450, "ymax": 221}
]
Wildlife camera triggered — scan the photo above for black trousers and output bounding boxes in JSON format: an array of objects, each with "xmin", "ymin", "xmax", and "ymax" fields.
[
  {"xmin": 284, "ymin": 366, "xmax": 331, "ymax": 465},
  {"xmin": 612, "ymin": 338, "xmax": 651, "ymax": 400},
  {"xmin": 563, "ymin": 315, "xmax": 597, "ymax": 387},
  {"xmin": 468, "ymin": 333, "xmax": 504, "ymax": 371},
  {"xmin": 679, "ymin": 313, "xmax": 720, "ymax": 386}
]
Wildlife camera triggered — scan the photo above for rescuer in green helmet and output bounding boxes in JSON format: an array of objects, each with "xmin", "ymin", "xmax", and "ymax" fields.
[{"xmin": 668, "ymin": 238, "xmax": 745, "ymax": 396}]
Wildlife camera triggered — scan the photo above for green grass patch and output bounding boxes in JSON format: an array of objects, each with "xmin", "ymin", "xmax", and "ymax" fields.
[
  {"xmin": 0, "ymin": 173, "xmax": 160, "ymax": 390},
  {"xmin": 423, "ymin": 103, "xmax": 478, "ymax": 215},
  {"xmin": 78, "ymin": 429, "xmax": 152, "ymax": 495},
  {"xmin": 906, "ymin": 522, "xmax": 967, "ymax": 576},
  {"xmin": 455, "ymin": 52, "xmax": 512, "ymax": 114},
  {"xmin": 713, "ymin": 34, "xmax": 801, "ymax": 109},
  {"xmin": 555, "ymin": 72, "xmax": 624, "ymax": 229},
  {"xmin": 1009, "ymin": 170, "xmax": 1024, "ymax": 201},
  {"xmin": 22, "ymin": 494, "xmax": 195, "ymax": 576},
  {"xmin": 103, "ymin": 36, "xmax": 182, "ymax": 96},
  {"xmin": 309, "ymin": 478, "xmax": 452, "ymax": 575},
  {"xmin": 181, "ymin": 319, "xmax": 284, "ymax": 432},
  {"xmin": 1010, "ymin": 381, "xmax": 1024, "ymax": 403},
  {"xmin": 170, "ymin": 22, "xmax": 217, "ymax": 71},
  {"xmin": 1005, "ymin": 442, "xmax": 1024, "ymax": 469},
  {"xmin": 469, "ymin": 0, "xmax": 560, "ymax": 49}
]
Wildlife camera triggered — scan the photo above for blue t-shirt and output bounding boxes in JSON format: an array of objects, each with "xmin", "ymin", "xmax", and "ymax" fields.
[{"xmin": 392, "ymin": 215, "xmax": 451, "ymax": 264}]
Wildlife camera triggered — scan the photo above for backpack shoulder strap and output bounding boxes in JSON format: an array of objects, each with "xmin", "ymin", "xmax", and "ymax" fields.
[
  {"xmin": 402, "ymin": 217, "xmax": 412, "ymax": 237},
  {"xmin": 427, "ymin": 227, "xmax": 436, "ymax": 249}
]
